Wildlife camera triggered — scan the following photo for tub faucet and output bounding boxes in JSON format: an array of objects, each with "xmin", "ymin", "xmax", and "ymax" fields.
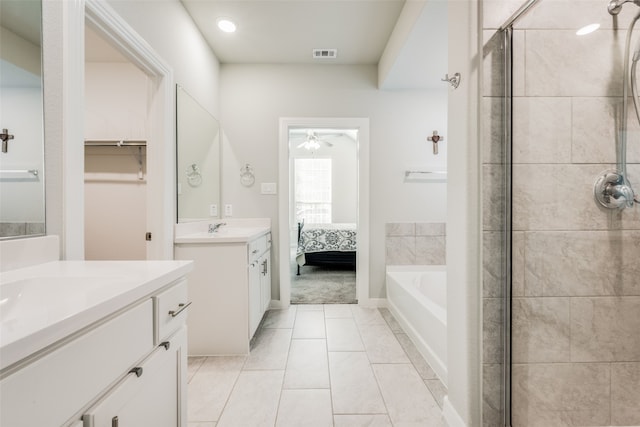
[{"xmin": 208, "ymin": 222, "xmax": 226, "ymax": 233}]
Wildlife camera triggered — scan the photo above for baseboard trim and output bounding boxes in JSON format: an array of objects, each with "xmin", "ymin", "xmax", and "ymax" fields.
[
  {"xmin": 358, "ymin": 298, "xmax": 387, "ymax": 308},
  {"xmin": 443, "ymin": 396, "xmax": 467, "ymax": 427}
]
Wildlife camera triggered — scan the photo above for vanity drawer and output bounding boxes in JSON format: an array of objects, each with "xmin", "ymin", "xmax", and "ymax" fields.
[
  {"xmin": 0, "ymin": 300, "xmax": 153, "ymax": 427},
  {"xmin": 154, "ymin": 279, "xmax": 190, "ymax": 342}
]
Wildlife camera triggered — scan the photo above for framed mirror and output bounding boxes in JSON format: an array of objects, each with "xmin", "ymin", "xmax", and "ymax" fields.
[
  {"xmin": 176, "ymin": 85, "xmax": 221, "ymax": 222},
  {"xmin": 0, "ymin": 0, "xmax": 45, "ymax": 239}
]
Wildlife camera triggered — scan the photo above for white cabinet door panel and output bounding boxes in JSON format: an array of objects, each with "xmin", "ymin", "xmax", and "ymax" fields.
[{"xmin": 83, "ymin": 328, "xmax": 185, "ymax": 427}]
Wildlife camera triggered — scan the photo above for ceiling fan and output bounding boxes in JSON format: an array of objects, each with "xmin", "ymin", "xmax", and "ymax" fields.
[{"xmin": 292, "ymin": 130, "xmax": 337, "ymax": 151}]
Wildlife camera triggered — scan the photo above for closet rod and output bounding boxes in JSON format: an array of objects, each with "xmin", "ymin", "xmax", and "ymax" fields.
[{"xmin": 84, "ymin": 140, "xmax": 147, "ymax": 147}]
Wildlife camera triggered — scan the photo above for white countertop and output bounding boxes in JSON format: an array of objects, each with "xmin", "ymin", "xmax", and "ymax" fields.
[
  {"xmin": 174, "ymin": 218, "xmax": 271, "ymax": 244},
  {"xmin": 174, "ymin": 227, "xmax": 270, "ymax": 244},
  {"xmin": 0, "ymin": 260, "xmax": 193, "ymax": 371}
]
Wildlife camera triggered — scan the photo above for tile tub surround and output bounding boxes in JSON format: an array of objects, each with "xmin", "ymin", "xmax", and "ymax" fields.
[
  {"xmin": 187, "ymin": 305, "xmax": 448, "ymax": 426},
  {"xmin": 385, "ymin": 222, "xmax": 446, "ymax": 265},
  {"xmin": 482, "ymin": 1, "xmax": 640, "ymax": 425}
]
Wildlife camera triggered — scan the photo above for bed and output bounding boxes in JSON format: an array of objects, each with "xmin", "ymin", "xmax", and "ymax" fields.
[{"xmin": 296, "ymin": 221, "xmax": 357, "ymax": 275}]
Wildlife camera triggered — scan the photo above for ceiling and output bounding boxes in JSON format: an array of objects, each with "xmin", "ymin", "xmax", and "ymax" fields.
[
  {"xmin": 180, "ymin": 0, "xmax": 448, "ymax": 89},
  {"xmin": 84, "ymin": 0, "xmax": 448, "ymax": 90}
]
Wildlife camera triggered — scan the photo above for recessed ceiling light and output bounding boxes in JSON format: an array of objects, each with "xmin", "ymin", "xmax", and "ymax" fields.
[
  {"xmin": 576, "ymin": 23, "xmax": 600, "ymax": 36},
  {"xmin": 217, "ymin": 18, "xmax": 237, "ymax": 33}
]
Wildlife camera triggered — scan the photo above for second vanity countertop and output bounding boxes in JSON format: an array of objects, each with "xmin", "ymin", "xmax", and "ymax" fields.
[
  {"xmin": 174, "ymin": 218, "xmax": 271, "ymax": 244},
  {"xmin": 0, "ymin": 260, "xmax": 193, "ymax": 371}
]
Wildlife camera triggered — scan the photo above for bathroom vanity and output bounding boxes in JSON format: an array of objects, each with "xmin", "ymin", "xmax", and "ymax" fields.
[
  {"xmin": 0, "ymin": 257, "xmax": 193, "ymax": 427},
  {"xmin": 174, "ymin": 219, "xmax": 271, "ymax": 355}
]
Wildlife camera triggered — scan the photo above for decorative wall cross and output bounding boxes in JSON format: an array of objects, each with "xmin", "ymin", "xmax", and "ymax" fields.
[
  {"xmin": 428, "ymin": 130, "xmax": 444, "ymax": 155},
  {"xmin": 1, "ymin": 128, "xmax": 15, "ymax": 153}
]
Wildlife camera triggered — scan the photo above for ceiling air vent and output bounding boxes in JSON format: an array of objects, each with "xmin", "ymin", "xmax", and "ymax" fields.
[{"xmin": 313, "ymin": 49, "xmax": 337, "ymax": 59}]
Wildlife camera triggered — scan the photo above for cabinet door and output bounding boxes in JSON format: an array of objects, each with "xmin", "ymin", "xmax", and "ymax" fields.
[
  {"xmin": 83, "ymin": 327, "xmax": 186, "ymax": 427},
  {"xmin": 260, "ymin": 252, "xmax": 271, "ymax": 313},
  {"xmin": 248, "ymin": 260, "xmax": 261, "ymax": 338}
]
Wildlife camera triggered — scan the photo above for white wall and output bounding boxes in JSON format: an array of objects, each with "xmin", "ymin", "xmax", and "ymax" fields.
[
  {"xmin": 42, "ymin": 0, "xmax": 220, "ymax": 258},
  {"xmin": 85, "ymin": 62, "xmax": 149, "ymax": 140},
  {"xmin": 220, "ymin": 64, "xmax": 448, "ymax": 299},
  {"xmin": 106, "ymin": 0, "xmax": 220, "ymax": 118}
]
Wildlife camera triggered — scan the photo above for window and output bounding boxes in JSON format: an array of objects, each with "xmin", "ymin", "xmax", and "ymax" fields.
[{"xmin": 295, "ymin": 158, "xmax": 331, "ymax": 223}]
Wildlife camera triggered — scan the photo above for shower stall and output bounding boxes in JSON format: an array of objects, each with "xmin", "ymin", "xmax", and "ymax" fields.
[{"xmin": 483, "ymin": 0, "xmax": 640, "ymax": 425}]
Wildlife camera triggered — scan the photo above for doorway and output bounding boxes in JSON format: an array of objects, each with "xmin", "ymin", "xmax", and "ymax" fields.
[
  {"xmin": 278, "ymin": 117, "xmax": 370, "ymax": 308},
  {"xmin": 83, "ymin": 25, "xmax": 149, "ymax": 260},
  {"xmin": 289, "ymin": 128, "xmax": 358, "ymax": 304},
  {"xmin": 80, "ymin": 0, "xmax": 175, "ymax": 260}
]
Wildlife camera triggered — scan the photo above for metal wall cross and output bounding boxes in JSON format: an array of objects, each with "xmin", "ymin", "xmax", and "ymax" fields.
[
  {"xmin": 1, "ymin": 128, "xmax": 15, "ymax": 153},
  {"xmin": 427, "ymin": 130, "xmax": 444, "ymax": 155}
]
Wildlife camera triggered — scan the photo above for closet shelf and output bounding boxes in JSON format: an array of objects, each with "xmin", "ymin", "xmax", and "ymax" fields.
[{"xmin": 84, "ymin": 140, "xmax": 147, "ymax": 147}]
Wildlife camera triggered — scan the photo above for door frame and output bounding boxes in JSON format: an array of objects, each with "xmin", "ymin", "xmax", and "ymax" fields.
[
  {"xmin": 83, "ymin": 0, "xmax": 174, "ymax": 259},
  {"xmin": 278, "ymin": 117, "xmax": 370, "ymax": 307}
]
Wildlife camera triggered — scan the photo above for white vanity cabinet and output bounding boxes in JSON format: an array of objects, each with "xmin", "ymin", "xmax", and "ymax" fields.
[
  {"xmin": 82, "ymin": 279, "xmax": 189, "ymax": 427},
  {"xmin": 248, "ymin": 233, "xmax": 272, "ymax": 338},
  {"xmin": 260, "ymin": 236, "xmax": 272, "ymax": 313},
  {"xmin": 0, "ymin": 270, "xmax": 191, "ymax": 427},
  {"xmin": 175, "ymin": 228, "xmax": 271, "ymax": 355}
]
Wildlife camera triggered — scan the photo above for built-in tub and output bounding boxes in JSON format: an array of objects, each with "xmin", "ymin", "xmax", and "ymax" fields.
[{"xmin": 386, "ymin": 265, "xmax": 447, "ymax": 384}]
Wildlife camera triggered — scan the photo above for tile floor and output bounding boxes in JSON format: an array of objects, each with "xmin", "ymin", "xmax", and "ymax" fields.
[{"xmin": 187, "ymin": 305, "xmax": 447, "ymax": 427}]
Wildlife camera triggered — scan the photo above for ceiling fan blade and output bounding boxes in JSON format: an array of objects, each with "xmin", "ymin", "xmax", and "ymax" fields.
[{"xmin": 319, "ymin": 139, "xmax": 333, "ymax": 147}]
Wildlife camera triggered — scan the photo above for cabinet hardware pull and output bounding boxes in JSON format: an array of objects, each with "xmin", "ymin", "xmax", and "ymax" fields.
[
  {"xmin": 160, "ymin": 341, "xmax": 171, "ymax": 350},
  {"xmin": 112, "ymin": 416, "xmax": 119, "ymax": 427},
  {"xmin": 252, "ymin": 249, "xmax": 259, "ymax": 254},
  {"xmin": 168, "ymin": 301, "xmax": 192, "ymax": 317},
  {"xmin": 129, "ymin": 367, "xmax": 143, "ymax": 377}
]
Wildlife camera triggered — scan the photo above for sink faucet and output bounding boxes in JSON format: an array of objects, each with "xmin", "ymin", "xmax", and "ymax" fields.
[{"xmin": 208, "ymin": 222, "xmax": 226, "ymax": 233}]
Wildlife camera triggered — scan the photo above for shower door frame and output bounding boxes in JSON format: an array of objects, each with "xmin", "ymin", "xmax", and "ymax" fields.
[{"xmin": 497, "ymin": 1, "xmax": 540, "ymax": 425}]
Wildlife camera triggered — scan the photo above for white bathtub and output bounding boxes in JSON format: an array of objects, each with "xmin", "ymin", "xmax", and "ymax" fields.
[{"xmin": 386, "ymin": 265, "xmax": 447, "ymax": 384}]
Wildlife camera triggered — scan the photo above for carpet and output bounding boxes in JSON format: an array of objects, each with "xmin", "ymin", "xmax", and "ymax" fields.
[{"xmin": 290, "ymin": 265, "xmax": 356, "ymax": 304}]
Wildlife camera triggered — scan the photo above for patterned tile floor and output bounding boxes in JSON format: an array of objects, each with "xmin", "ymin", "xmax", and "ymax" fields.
[{"xmin": 187, "ymin": 305, "xmax": 447, "ymax": 426}]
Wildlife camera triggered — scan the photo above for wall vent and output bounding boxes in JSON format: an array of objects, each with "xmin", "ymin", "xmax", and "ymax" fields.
[{"xmin": 312, "ymin": 49, "xmax": 337, "ymax": 59}]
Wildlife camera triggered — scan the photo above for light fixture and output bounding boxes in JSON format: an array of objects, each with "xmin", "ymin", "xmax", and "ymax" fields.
[
  {"xmin": 300, "ymin": 138, "xmax": 320, "ymax": 151},
  {"xmin": 217, "ymin": 18, "xmax": 237, "ymax": 33},
  {"xmin": 576, "ymin": 23, "xmax": 600, "ymax": 36}
]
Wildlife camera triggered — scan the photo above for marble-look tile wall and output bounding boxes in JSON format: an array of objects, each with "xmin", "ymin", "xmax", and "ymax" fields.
[
  {"xmin": 483, "ymin": 1, "xmax": 640, "ymax": 426},
  {"xmin": 385, "ymin": 223, "xmax": 446, "ymax": 265}
]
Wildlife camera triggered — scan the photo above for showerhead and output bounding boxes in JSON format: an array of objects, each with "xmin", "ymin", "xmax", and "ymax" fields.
[{"xmin": 609, "ymin": 0, "xmax": 640, "ymax": 15}]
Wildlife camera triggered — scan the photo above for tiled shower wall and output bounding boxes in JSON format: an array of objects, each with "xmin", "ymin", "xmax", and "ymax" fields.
[
  {"xmin": 484, "ymin": 1, "xmax": 640, "ymax": 426},
  {"xmin": 385, "ymin": 222, "xmax": 446, "ymax": 265}
]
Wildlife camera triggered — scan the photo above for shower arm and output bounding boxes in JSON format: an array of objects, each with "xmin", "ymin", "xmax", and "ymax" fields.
[{"xmin": 608, "ymin": 0, "xmax": 640, "ymax": 15}]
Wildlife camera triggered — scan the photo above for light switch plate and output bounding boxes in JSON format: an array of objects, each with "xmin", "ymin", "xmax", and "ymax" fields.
[
  {"xmin": 261, "ymin": 182, "xmax": 277, "ymax": 195},
  {"xmin": 209, "ymin": 204, "xmax": 218, "ymax": 217},
  {"xmin": 224, "ymin": 204, "xmax": 233, "ymax": 217}
]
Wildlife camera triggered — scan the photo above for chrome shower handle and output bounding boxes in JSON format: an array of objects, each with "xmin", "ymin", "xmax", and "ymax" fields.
[{"xmin": 608, "ymin": 0, "xmax": 640, "ymax": 15}]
